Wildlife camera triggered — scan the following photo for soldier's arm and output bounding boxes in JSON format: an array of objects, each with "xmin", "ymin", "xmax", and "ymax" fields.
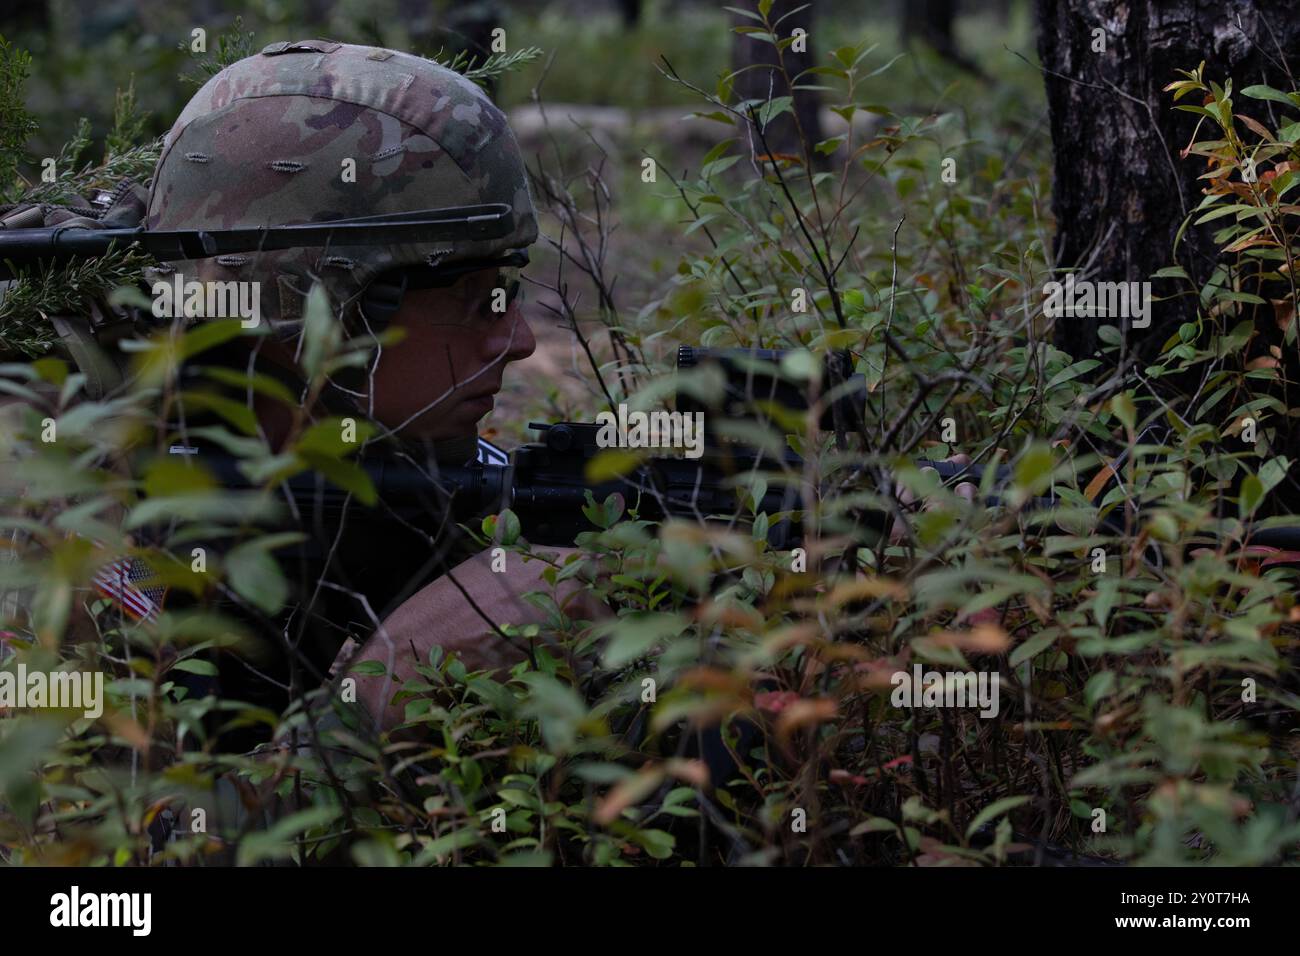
[{"xmin": 341, "ymin": 546, "xmax": 609, "ymax": 731}]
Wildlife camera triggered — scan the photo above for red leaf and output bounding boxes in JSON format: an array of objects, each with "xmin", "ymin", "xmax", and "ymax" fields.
[{"xmin": 754, "ymin": 690, "xmax": 801, "ymax": 714}]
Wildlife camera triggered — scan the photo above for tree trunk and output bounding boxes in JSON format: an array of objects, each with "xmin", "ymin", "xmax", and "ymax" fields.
[
  {"xmin": 730, "ymin": 0, "xmax": 824, "ymax": 163},
  {"xmin": 902, "ymin": 0, "xmax": 986, "ymax": 75},
  {"xmin": 617, "ymin": 0, "xmax": 643, "ymax": 28},
  {"xmin": 1037, "ymin": 0, "xmax": 1300, "ymax": 502},
  {"xmin": 1037, "ymin": 0, "xmax": 1300, "ymax": 365}
]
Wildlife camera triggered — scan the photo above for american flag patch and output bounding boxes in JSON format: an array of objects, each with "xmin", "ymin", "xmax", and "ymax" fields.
[{"xmin": 92, "ymin": 557, "xmax": 166, "ymax": 622}]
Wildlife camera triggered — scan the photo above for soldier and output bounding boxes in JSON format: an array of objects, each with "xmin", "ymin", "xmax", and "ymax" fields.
[{"xmin": 139, "ymin": 39, "xmax": 607, "ymax": 742}]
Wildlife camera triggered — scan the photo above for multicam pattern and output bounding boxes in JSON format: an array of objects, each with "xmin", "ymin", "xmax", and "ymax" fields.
[{"xmin": 145, "ymin": 40, "xmax": 538, "ymax": 326}]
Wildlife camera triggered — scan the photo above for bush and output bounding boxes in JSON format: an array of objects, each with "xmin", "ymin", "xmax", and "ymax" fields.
[{"xmin": 1, "ymin": 5, "xmax": 1298, "ymax": 868}]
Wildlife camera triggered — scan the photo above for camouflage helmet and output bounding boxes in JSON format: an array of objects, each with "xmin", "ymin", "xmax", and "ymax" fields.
[{"xmin": 145, "ymin": 39, "xmax": 538, "ymax": 330}]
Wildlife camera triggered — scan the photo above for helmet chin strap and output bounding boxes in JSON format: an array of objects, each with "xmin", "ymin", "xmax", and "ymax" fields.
[
  {"xmin": 430, "ymin": 434, "xmax": 480, "ymax": 465},
  {"xmin": 316, "ymin": 354, "xmax": 482, "ymax": 465}
]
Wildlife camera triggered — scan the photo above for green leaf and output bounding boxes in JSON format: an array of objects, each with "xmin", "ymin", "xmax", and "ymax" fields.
[
  {"xmin": 603, "ymin": 492, "xmax": 625, "ymax": 528},
  {"xmin": 965, "ymin": 795, "xmax": 1031, "ymax": 840},
  {"xmin": 518, "ymin": 673, "xmax": 588, "ymax": 752},
  {"xmin": 1193, "ymin": 203, "xmax": 1258, "ymax": 225},
  {"xmin": 1241, "ymin": 85, "xmax": 1299, "ymax": 107},
  {"xmin": 1220, "ymin": 290, "xmax": 1267, "ymax": 306},
  {"xmin": 1259, "ymin": 457, "xmax": 1290, "ymax": 496},
  {"xmin": 1092, "ymin": 577, "xmax": 1120, "ymax": 631},
  {"xmin": 1044, "ymin": 360, "xmax": 1101, "ymax": 392},
  {"xmin": 0, "ymin": 718, "xmax": 64, "ymax": 796},
  {"xmin": 225, "ymin": 540, "xmax": 288, "ymax": 614},
  {"xmin": 143, "ymin": 456, "xmax": 217, "ymax": 497},
  {"xmin": 297, "ymin": 452, "xmax": 378, "ymax": 506},
  {"xmin": 170, "ymin": 657, "xmax": 218, "ymax": 676},
  {"xmin": 1084, "ymin": 670, "xmax": 1116, "ymax": 710},
  {"xmin": 180, "ymin": 391, "xmax": 258, "ymax": 435},
  {"xmin": 700, "ymin": 138, "xmax": 736, "ymax": 167},
  {"xmin": 849, "ymin": 817, "xmax": 899, "ymax": 836},
  {"xmin": 411, "ymin": 828, "xmax": 482, "ymax": 864},
  {"xmin": 1013, "ymin": 443, "xmax": 1055, "ymax": 494},
  {"xmin": 572, "ymin": 762, "xmax": 635, "ymax": 784},
  {"xmin": 184, "ymin": 425, "xmax": 269, "ymax": 458},
  {"xmin": 1009, "ymin": 628, "xmax": 1059, "ymax": 667},
  {"xmin": 300, "ymin": 283, "xmax": 341, "ymax": 382},
  {"xmin": 296, "ymin": 416, "xmax": 376, "ymax": 458},
  {"xmin": 179, "ymin": 319, "xmax": 250, "ymax": 362},
  {"xmin": 598, "ymin": 611, "xmax": 691, "ymax": 668},
  {"xmin": 585, "ymin": 449, "xmax": 646, "ymax": 483},
  {"xmin": 201, "ymin": 365, "xmax": 297, "ymax": 405},
  {"xmin": 701, "ymin": 154, "xmax": 741, "ymax": 179},
  {"xmin": 107, "ymin": 285, "xmax": 154, "ymax": 311},
  {"xmin": 1112, "ymin": 392, "xmax": 1136, "ymax": 431},
  {"xmin": 497, "ymin": 508, "xmax": 521, "ymax": 546},
  {"xmin": 722, "ymin": 5, "xmax": 765, "ymax": 22},
  {"xmin": 779, "ymin": 349, "xmax": 818, "ymax": 381},
  {"xmin": 630, "ymin": 828, "xmax": 676, "ymax": 860},
  {"xmin": 756, "ymin": 95, "xmax": 793, "ymax": 129},
  {"xmin": 31, "ymin": 357, "xmax": 68, "ymax": 386},
  {"xmin": 1240, "ymin": 472, "xmax": 1265, "ymax": 518},
  {"xmin": 236, "ymin": 805, "xmax": 342, "ymax": 866},
  {"xmin": 126, "ymin": 492, "xmax": 281, "ymax": 529}
]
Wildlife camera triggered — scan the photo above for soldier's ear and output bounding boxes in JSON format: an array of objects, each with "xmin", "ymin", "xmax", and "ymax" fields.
[{"xmin": 359, "ymin": 273, "xmax": 408, "ymax": 332}]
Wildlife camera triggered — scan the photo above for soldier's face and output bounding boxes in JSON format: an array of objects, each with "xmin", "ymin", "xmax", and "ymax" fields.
[{"xmin": 362, "ymin": 269, "xmax": 537, "ymax": 439}]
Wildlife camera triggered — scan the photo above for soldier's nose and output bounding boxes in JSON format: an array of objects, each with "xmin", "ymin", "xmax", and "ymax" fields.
[{"xmin": 484, "ymin": 304, "xmax": 536, "ymax": 364}]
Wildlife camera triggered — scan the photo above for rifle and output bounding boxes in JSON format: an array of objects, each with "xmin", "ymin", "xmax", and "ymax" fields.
[
  {"xmin": 0, "ymin": 209, "xmax": 1036, "ymax": 549},
  {"xmin": 192, "ymin": 347, "xmax": 1105, "ymax": 552},
  {"xmin": 4, "ymin": 209, "xmax": 1292, "ymax": 554},
  {"xmin": 197, "ymin": 344, "xmax": 1300, "ymax": 557},
  {"xmin": 0, "ymin": 203, "xmax": 518, "ymax": 279}
]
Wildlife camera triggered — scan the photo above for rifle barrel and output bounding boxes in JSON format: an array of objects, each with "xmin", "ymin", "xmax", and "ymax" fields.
[{"xmin": 0, "ymin": 203, "xmax": 515, "ymax": 279}]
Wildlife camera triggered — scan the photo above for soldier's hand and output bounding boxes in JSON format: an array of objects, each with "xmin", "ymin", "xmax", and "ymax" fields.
[
  {"xmin": 888, "ymin": 454, "xmax": 978, "ymax": 544},
  {"xmin": 343, "ymin": 546, "xmax": 609, "ymax": 731}
]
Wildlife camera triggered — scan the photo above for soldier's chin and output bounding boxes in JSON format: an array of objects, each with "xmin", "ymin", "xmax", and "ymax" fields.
[{"xmin": 398, "ymin": 398, "xmax": 490, "ymax": 440}]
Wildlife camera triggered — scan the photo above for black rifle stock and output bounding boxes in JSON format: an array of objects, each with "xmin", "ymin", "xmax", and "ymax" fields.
[
  {"xmin": 0, "ymin": 204, "xmax": 517, "ymax": 278},
  {"xmin": 191, "ymin": 345, "xmax": 1300, "ymax": 554},
  {"xmin": 197, "ymin": 346, "xmax": 1015, "ymax": 549}
]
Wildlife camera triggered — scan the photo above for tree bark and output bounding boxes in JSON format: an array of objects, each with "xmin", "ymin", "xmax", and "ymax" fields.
[
  {"xmin": 1037, "ymin": 0, "xmax": 1300, "ymax": 505},
  {"xmin": 1036, "ymin": 0, "xmax": 1300, "ymax": 366},
  {"xmin": 902, "ymin": 0, "xmax": 984, "ymax": 75}
]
